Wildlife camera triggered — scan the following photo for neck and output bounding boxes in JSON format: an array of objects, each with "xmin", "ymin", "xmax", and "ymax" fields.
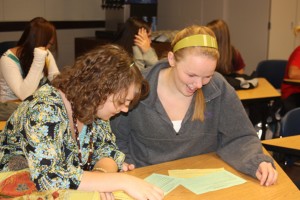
[{"xmin": 58, "ymin": 90, "xmax": 83, "ymax": 135}]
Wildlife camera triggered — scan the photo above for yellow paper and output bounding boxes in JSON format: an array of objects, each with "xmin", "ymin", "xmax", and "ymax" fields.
[
  {"xmin": 168, "ymin": 168, "xmax": 224, "ymax": 178},
  {"xmin": 113, "ymin": 191, "xmax": 134, "ymax": 200}
]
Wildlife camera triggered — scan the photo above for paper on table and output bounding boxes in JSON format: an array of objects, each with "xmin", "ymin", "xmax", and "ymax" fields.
[
  {"xmin": 144, "ymin": 173, "xmax": 182, "ymax": 195},
  {"xmin": 168, "ymin": 168, "xmax": 224, "ymax": 178},
  {"xmin": 181, "ymin": 170, "xmax": 247, "ymax": 195},
  {"xmin": 113, "ymin": 191, "xmax": 134, "ymax": 200}
]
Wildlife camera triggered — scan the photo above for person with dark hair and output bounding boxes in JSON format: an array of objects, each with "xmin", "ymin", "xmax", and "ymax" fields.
[
  {"xmin": 206, "ymin": 19, "xmax": 245, "ymax": 75},
  {"xmin": 114, "ymin": 16, "xmax": 158, "ymax": 70},
  {"xmin": 0, "ymin": 44, "xmax": 163, "ymax": 200},
  {"xmin": 111, "ymin": 25, "xmax": 278, "ymax": 187},
  {"xmin": 0, "ymin": 17, "xmax": 59, "ymax": 102}
]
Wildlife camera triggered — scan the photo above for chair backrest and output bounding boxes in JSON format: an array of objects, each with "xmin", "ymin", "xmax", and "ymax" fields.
[
  {"xmin": 256, "ymin": 59, "xmax": 288, "ymax": 89},
  {"xmin": 0, "ymin": 41, "xmax": 17, "ymax": 56},
  {"xmin": 280, "ymin": 107, "xmax": 300, "ymax": 137}
]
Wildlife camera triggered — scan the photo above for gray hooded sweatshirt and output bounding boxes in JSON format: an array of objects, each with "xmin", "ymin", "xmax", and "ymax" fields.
[{"xmin": 111, "ymin": 60, "xmax": 274, "ymax": 178}]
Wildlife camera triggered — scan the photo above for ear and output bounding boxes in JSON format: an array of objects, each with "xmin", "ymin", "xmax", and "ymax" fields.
[{"xmin": 168, "ymin": 51, "xmax": 175, "ymax": 67}]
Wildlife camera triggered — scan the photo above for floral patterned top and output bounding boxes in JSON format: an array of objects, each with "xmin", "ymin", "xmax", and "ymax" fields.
[{"xmin": 0, "ymin": 84, "xmax": 125, "ymax": 191}]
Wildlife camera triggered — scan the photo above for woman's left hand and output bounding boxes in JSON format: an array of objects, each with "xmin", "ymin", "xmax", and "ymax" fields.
[
  {"xmin": 255, "ymin": 161, "xmax": 278, "ymax": 186},
  {"xmin": 121, "ymin": 162, "xmax": 135, "ymax": 172}
]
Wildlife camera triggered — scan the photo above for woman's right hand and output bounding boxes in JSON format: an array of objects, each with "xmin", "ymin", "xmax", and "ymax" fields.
[
  {"xmin": 122, "ymin": 174, "xmax": 164, "ymax": 200},
  {"xmin": 134, "ymin": 28, "xmax": 152, "ymax": 53}
]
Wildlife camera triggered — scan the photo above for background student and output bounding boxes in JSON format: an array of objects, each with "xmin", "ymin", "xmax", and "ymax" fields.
[
  {"xmin": 0, "ymin": 44, "xmax": 163, "ymax": 200},
  {"xmin": 206, "ymin": 19, "xmax": 246, "ymax": 75},
  {"xmin": 281, "ymin": 26, "xmax": 300, "ymax": 114},
  {"xmin": 0, "ymin": 17, "xmax": 59, "ymax": 102},
  {"xmin": 111, "ymin": 25, "xmax": 278, "ymax": 187},
  {"xmin": 114, "ymin": 16, "xmax": 158, "ymax": 70}
]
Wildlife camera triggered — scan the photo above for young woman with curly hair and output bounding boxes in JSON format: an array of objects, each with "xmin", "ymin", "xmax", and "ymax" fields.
[{"xmin": 0, "ymin": 44, "xmax": 163, "ymax": 200}]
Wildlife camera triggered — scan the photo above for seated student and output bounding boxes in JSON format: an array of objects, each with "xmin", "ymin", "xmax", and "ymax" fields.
[
  {"xmin": 0, "ymin": 17, "xmax": 59, "ymax": 102},
  {"xmin": 111, "ymin": 25, "xmax": 278, "ymax": 187},
  {"xmin": 207, "ymin": 19, "xmax": 261, "ymax": 126},
  {"xmin": 206, "ymin": 19, "xmax": 245, "ymax": 75},
  {"xmin": 281, "ymin": 26, "xmax": 300, "ymax": 114},
  {"xmin": 114, "ymin": 16, "xmax": 158, "ymax": 70},
  {"xmin": 0, "ymin": 44, "xmax": 163, "ymax": 200}
]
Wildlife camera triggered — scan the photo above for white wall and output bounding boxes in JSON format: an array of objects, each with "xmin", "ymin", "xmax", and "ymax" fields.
[
  {"xmin": 0, "ymin": 0, "xmax": 106, "ymax": 69},
  {"xmin": 268, "ymin": 0, "xmax": 298, "ymax": 60},
  {"xmin": 157, "ymin": 0, "xmax": 270, "ymax": 74},
  {"xmin": 0, "ymin": 0, "xmax": 104, "ymax": 21},
  {"xmin": 157, "ymin": 0, "xmax": 204, "ymax": 30},
  {"xmin": 0, "ymin": 0, "xmax": 280, "ymax": 73},
  {"xmin": 225, "ymin": 0, "xmax": 270, "ymax": 74}
]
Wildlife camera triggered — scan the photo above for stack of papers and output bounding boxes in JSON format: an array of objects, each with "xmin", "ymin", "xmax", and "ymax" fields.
[
  {"xmin": 146, "ymin": 168, "xmax": 246, "ymax": 195},
  {"xmin": 113, "ymin": 168, "xmax": 246, "ymax": 199}
]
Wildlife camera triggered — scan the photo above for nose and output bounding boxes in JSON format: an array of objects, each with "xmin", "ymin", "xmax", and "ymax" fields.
[
  {"xmin": 194, "ymin": 78, "xmax": 203, "ymax": 89},
  {"xmin": 120, "ymin": 105, "xmax": 129, "ymax": 113}
]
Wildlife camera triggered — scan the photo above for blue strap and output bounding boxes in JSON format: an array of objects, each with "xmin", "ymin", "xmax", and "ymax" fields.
[{"xmin": 7, "ymin": 53, "xmax": 24, "ymax": 78}]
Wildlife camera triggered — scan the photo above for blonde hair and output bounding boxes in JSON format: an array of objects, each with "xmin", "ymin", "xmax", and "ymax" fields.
[
  {"xmin": 207, "ymin": 19, "xmax": 233, "ymax": 75},
  {"xmin": 171, "ymin": 25, "xmax": 219, "ymax": 121}
]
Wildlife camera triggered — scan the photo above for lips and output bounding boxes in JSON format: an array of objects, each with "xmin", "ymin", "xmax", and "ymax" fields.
[{"xmin": 186, "ymin": 84, "xmax": 196, "ymax": 94}]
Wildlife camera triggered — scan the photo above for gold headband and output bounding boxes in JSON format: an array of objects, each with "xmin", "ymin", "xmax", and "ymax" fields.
[{"xmin": 173, "ymin": 34, "xmax": 218, "ymax": 52}]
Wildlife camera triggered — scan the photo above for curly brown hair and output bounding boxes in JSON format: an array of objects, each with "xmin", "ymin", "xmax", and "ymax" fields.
[{"xmin": 52, "ymin": 44, "xmax": 149, "ymax": 124}]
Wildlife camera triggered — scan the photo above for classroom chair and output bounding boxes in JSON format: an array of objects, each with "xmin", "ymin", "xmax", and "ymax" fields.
[
  {"xmin": 0, "ymin": 41, "xmax": 17, "ymax": 56},
  {"xmin": 254, "ymin": 60, "xmax": 288, "ymax": 138},
  {"xmin": 256, "ymin": 59, "xmax": 287, "ymax": 90},
  {"xmin": 280, "ymin": 107, "xmax": 300, "ymax": 137},
  {"xmin": 279, "ymin": 107, "xmax": 300, "ymax": 166}
]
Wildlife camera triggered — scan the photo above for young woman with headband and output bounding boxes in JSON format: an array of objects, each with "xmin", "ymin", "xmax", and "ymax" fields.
[{"xmin": 111, "ymin": 25, "xmax": 278, "ymax": 187}]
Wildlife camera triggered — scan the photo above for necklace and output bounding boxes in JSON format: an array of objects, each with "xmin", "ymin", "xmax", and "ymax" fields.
[{"xmin": 71, "ymin": 105, "xmax": 94, "ymax": 171}]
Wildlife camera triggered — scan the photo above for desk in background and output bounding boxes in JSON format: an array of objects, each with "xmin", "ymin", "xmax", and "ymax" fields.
[
  {"xmin": 126, "ymin": 151, "xmax": 299, "ymax": 200},
  {"xmin": 262, "ymin": 135, "xmax": 300, "ymax": 156},
  {"xmin": 283, "ymin": 78, "xmax": 300, "ymax": 86},
  {"xmin": 236, "ymin": 78, "xmax": 281, "ymax": 140},
  {"xmin": 75, "ymin": 37, "xmax": 171, "ymax": 59},
  {"xmin": 237, "ymin": 78, "xmax": 280, "ymax": 102}
]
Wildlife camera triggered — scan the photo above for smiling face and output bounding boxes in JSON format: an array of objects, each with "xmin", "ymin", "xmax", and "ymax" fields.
[
  {"xmin": 96, "ymin": 83, "xmax": 135, "ymax": 121},
  {"xmin": 168, "ymin": 51, "xmax": 217, "ymax": 97}
]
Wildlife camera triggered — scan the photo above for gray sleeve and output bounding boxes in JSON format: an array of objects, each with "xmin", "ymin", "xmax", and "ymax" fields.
[
  {"xmin": 110, "ymin": 114, "xmax": 134, "ymax": 164},
  {"xmin": 132, "ymin": 46, "xmax": 158, "ymax": 70},
  {"xmin": 215, "ymin": 76, "xmax": 275, "ymax": 177}
]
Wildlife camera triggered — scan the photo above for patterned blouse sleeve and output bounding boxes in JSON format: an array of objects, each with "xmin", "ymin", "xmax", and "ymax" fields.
[
  {"xmin": 92, "ymin": 119, "xmax": 125, "ymax": 170},
  {"xmin": 22, "ymin": 95, "xmax": 84, "ymax": 191}
]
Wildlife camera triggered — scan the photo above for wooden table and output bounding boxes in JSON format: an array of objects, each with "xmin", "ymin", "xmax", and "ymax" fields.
[
  {"xmin": 262, "ymin": 135, "xmax": 300, "ymax": 156},
  {"xmin": 75, "ymin": 37, "xmax": 171, "ymax": 59},
  {"xmin": 0, "ymin": 121, "xmax": 5, "ymax": 131},
  {"xmin": 236, "ymin": 78, "xmax": 281, "ymax": 140},
  {"xmin": 237, "ymin": 78, "xmax": 280, "ymax": 101},
  {"xmin": 126, "ymin": 151, "xmax": 300, "ymax": 200},
  {"xmin": 283, "ymin": 78, "xmax": 300, "ymax": 86}
]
